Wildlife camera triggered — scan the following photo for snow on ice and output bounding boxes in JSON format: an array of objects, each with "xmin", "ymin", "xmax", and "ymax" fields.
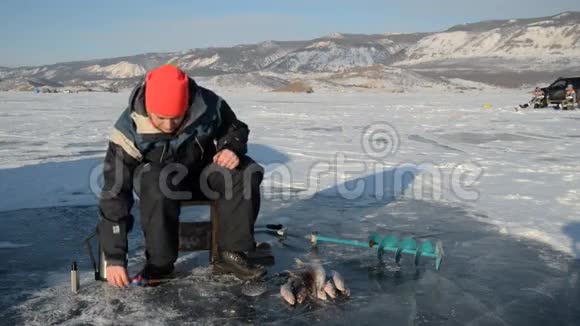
[
  {"xmin": 1, "ymin": 89, "xmax": 578, "ymax": 257},
  {"xmin": 0, "ymin": 89, "xmax": 579, "ymax": 324}
]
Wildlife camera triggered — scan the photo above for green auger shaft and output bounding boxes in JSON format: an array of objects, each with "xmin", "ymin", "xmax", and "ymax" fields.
[{"xmin": 310, "ymin": 232, "xmax": 444, "ymax": 271}]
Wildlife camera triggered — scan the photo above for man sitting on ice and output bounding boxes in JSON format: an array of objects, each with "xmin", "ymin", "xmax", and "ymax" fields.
[{"xmin": 97, "ymin": 65, "xmax": 266, "ymax": 288}]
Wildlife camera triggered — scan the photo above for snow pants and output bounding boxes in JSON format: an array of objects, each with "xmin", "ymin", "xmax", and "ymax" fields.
[{"xmin": 136, "ymin": 156, "xmax": 264, "ymax": 269}]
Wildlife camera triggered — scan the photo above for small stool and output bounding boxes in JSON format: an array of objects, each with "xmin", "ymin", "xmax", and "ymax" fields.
[{"xmin": 178, "ymin": 200, "xmax": 220, "ymax": 264}]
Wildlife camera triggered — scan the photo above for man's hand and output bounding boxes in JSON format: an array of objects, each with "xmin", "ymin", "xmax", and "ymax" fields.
[
  {"xmin": 213, "ymin": 149, "xmax": 240, "ymax": 170},
  {"xmin": 107, "ymin": 266, "xmax": 130, "ymax": 288}
]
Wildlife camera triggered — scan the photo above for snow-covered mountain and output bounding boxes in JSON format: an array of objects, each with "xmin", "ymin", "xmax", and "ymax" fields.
[
  {"xmin": 264, "ymin": 33, "xmax": 426, "ymax": 72},
  {"xmin": 166, "ymin": 40, "xmax": 309, "ymax": 75},
  {"xmin": 398, "ymin": 12, "xmax": 580, "ymax": 68},
  {"xmin": 81, "ymin": 61, "xmax": 146, "ymax": 79},
  {"xmin": 0, "ymin": 12, "xmax": 578, "ymax": 91}
]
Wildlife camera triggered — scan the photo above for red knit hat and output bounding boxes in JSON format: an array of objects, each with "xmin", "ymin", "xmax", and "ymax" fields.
[{"xmin": 145, "ymin": 65, "xmax": 189, "ymax": 117}]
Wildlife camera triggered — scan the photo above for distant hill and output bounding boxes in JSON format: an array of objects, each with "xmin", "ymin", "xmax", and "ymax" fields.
[{"xmin": 1, "ymin": 12, "xmax": 579, "ymax": 91}]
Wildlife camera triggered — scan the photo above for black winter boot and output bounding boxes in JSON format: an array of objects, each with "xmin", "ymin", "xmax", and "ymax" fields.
[
  {"xmin": 213, "ymin": 251, "xmax": 266, "ymax": 280},
  {"xmin": 137, "ymin": 263, "xmax": 175, "ymax": 280}
]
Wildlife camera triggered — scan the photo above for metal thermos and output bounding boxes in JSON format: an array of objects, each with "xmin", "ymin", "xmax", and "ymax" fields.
[
  {"xmin": 98, "ymin": 244, "xmax": 108, "ymax": 281},
  {"xmin": 71, "ymin": 261, "xmax": 80, "ymax": 293}
]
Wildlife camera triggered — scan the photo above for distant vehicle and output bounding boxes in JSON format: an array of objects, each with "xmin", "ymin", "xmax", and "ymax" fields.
[{"xmin": 541, "ymin": 76, "xmax": 580, "ymax": 108}]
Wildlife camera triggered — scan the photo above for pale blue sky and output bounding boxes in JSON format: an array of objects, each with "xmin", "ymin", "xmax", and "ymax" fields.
[{"xmin": 1, "ymin": 0, "xmax": 580, "ymax": 67}]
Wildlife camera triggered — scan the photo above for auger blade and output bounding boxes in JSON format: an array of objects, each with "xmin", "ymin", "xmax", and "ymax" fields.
[
  {"xmin": 377, "ymin": 235, "xmax": 399, "ymax": 258},
  {"xmin": 311, "ymin": 232, "xmax": 443, "ymax": 270},
  {"xmin": 419, "ymin": 240, "xmax": 435, "ymax": 255}
]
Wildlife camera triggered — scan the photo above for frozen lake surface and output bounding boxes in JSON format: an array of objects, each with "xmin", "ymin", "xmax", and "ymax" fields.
[{"xmin": 0, "ymin": 90, "xmax": 579, "ymax": 324}]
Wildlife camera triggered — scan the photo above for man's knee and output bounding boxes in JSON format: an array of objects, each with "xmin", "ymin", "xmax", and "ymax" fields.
[
  {"xmin": 237, "ymin": 157, "xmax": 263, "ymax": 200},
  {"xmin": 201, "ymin": 156, "xmax": 263, "ymax": 199},
  {"xmin": 242, "ymin": 160, "xmax": 264, "ymax": 189},
  {"xmin": 135, "ymin": 163, "xmax": 191, "ymax": 201}
]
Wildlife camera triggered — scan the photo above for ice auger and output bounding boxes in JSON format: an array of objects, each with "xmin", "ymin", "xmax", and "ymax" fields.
[{"xmin": 310, "ymin": 232, "xmax": 444, "ymax": 270}]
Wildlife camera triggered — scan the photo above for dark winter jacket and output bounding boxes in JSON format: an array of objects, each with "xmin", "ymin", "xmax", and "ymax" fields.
[{"xmin": 98, "ymin": 77, "xmax": 249, "ymax": 266}]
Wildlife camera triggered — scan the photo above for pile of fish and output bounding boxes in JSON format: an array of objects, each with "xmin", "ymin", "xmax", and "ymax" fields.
[{"xmin": 280, "ymin": 259, "xmax": 350, "ymax": 305}]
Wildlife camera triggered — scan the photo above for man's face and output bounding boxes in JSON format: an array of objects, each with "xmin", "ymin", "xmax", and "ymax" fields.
[{"xmin": 149, "ymin": 112, "xmax": 186, "ymax": 134}]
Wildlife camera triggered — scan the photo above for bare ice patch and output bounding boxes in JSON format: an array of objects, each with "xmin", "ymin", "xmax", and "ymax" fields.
[{"xmin": 0, "ymin": 241, "xmax": 32, "ymax": 249}]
